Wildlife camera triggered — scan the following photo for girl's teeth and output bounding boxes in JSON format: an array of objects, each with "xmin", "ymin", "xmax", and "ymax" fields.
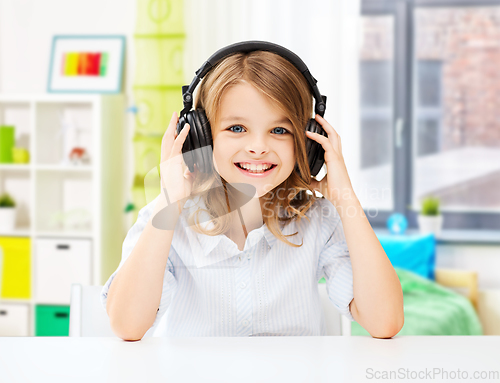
[{"xmin": 238, "ymin": 163, "xmax": 273, "ymax": 173}]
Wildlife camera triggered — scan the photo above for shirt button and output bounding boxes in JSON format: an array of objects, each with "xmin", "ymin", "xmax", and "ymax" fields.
[
  {"xmin": 240, "ymin": 282, "xmax": 247, "ymax": 289},
  {"xmin": 242, "ymin": 320, "xmax": 249, "ymax": 327}
]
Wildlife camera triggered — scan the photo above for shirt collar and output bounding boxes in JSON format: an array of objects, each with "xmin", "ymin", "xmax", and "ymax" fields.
[{"xmin": 177, "ymin": 195, "xmax": 302, "ymax": 267}]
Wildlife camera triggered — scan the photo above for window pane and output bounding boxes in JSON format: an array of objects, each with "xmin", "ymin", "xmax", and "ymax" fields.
[
  {"xmin": 358, "ymin": 16, "xmax": 394, "ymax": 211},
  {"xmin": 413, "ymin": 7, "xmax": 500, "ymax": 211}
]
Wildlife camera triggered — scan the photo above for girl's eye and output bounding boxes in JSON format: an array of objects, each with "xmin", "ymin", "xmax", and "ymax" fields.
[
  {"xmin": 227, "ymin": 125, "xmax": 289, "ymax": 135},
  {"xmin": 228, "ymin": 125, "xmax": 245, "ymax": 133},
  {"xmin": 272, "ymin": 127, "xmax": 289, "ymax": 135}
]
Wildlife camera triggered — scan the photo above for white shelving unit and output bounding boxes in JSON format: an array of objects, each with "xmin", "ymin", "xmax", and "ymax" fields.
[{"xmin": 0, "ymin": 94, "xmax": 125, "ymax": 336}]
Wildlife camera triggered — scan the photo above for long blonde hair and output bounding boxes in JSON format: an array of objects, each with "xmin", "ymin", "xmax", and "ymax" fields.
[{"xmin": 187, "ymin": 50, "xmax": 320, "ymax": 247}]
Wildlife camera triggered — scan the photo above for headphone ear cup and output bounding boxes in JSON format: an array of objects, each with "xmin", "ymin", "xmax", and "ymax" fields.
[
  {"xmin": 191, "ymin": 110, "xmax": 210, "ymax": 173},
  {"xmin": 186, "ymin": 111, "xmax": 204, "ymax": 173},
  {"xmin": 177, "ymin": 113, "xmax": 196, "ymax": 173},
  {"xmin": 196, "ymin": 109, "xmax": 214, "ymax": 173},
  {"xmin": 305, "ymin": 119, "xmax": 326, "ymax": 177}
]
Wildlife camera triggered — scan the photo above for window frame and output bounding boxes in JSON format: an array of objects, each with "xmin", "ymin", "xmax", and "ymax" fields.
[{"xmin": 361, "ymin": 0, "xmax": 500, "ymax": 230}]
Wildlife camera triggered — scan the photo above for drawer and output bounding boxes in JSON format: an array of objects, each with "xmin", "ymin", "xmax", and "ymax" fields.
[
  {"xmin": 0, "ymin": 303, "xmax": 30, "ymax": 336},
  {"xmin": 0, "ymin": 237, "xmax": 31, "ymax": 299},
  {"xmin": 35, "ymin": 239, "xmax": 91, "ymax": 304},
  {"xmin": 35, "ymin": 305, "xmax": 70, "ymax": 336}
]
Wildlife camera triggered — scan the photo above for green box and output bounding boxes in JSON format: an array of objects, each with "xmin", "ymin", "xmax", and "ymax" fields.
[
  {"xmin": 134, "ymin": 87, "xmax": 183, "ymax": 136},
  {"xmin": 0, "ymin": 126, "xmax": 15, "ymax": 163},
  {"xmin": 35, "ymin": 305, "xmax": 70, "ymax": 336},
  {"xmin": 136, "ymin": 0, "xmax": 185, "ymax": 35},
  {"xmin": 134, "ymin": 37, "xmax": 185, "ymax": 86}
]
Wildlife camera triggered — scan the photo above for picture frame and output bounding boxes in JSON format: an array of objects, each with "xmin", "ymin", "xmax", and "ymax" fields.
[{"xmin": 47, "ymin": 35, "xmax": 125, "ymax": 93}]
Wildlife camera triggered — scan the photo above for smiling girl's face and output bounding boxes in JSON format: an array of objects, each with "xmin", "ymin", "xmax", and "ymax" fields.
[{"xmin": 212, "ymin": 81, "xmax": 296, "ymax": 198}]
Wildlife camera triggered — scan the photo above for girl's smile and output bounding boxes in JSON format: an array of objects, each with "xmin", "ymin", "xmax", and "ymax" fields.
[
  {"xmin": 234, "ymin": 163, "xmax": 277, "ymax": 178},
  {"xmin": 212, "ymin": 81, "xmax": 295, "ymax": 197},
  {"xmin": 234, "ymin": 160, "xmax": 277, "ymax": 177}
]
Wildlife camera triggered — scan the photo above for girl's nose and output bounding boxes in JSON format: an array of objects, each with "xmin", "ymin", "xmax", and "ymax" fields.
[
  {"xmin": 245, "ymin": 134, "xmax": 269, "ymax": 155},
  {"xmin": 246, "ymin": 134, "xmax": 270, "ymax": 155},
  {"xmin": 247, "ymin": 144, "xmax": 269, "ymax": 156}
]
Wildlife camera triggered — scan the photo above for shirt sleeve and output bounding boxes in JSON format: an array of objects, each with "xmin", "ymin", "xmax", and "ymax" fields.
[
  {"xmin": 100, "ymin": 194, "xmax": 178, "ymax": 336},
  {"xmin": 317, "ymin": 199, "xmax": 355, "ymax": 322}
]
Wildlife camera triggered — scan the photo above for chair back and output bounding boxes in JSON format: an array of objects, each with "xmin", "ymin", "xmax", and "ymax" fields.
[
  {"xmin": 69, "ymin": 283, "xmax": 350, "ymax": 337},
  {"xmin": 318, "ymin": 283, "xmax": 351, "ymax": 336},
  {"xmin": 69, "ymin": 284, "xmax": 115, "ymax": 337}
]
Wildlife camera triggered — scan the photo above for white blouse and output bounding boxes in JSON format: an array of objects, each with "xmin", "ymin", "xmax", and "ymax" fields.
[{"xmin": 101, "ymin": 195, "xmax": 354, "ymax": 337}]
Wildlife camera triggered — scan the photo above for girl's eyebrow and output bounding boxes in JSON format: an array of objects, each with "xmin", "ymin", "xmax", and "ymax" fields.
[{"xmin": 220, "ymin": 116, "xmax": 290, "ymax": 124}]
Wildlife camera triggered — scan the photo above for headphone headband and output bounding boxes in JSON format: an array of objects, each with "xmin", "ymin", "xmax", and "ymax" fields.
[{"xmin": 180, "ymin": 40, "xmax": 327, "ymax": 118}]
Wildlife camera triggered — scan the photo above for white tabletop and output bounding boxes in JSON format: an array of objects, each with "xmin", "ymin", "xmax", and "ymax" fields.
[{"xmin": 0, "ymin": 336, "xmax": 499, "ymax": 383}]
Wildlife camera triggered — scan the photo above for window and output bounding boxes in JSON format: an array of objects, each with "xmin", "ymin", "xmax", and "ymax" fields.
[
  {"xmin": 416, "ymin": 60, "xmax": 442, "ymax": 157},
  {"xmin": 413, "ymin": 6, "xmax": 500, "ymax": 213},
  {"xmin": 361, "ymin": 0, "xmax": 500, "ymax": 230},
  {"xmin": 358, "ymin": 16, "xmax": 394, "ymax": 212}
]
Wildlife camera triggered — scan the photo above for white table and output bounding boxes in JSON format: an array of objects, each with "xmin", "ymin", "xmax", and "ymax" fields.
[{"xmin": 0, "ymin": 336, "xmax": 499, "ymax": 383}]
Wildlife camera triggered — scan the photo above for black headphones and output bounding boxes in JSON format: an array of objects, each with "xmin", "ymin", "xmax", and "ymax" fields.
[{"xmin": 176, "ymin": 40, "xmax": 328, "ymax": 177}]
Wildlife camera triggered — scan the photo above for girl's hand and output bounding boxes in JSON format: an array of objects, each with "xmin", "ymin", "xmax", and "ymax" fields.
[
  {"xmin": 159, "ymin": 112, "xmax": 197, "ymax": 204},
  {"xmin": 305, "ymin": 114, "xmax": 356, "ymax": 204}
]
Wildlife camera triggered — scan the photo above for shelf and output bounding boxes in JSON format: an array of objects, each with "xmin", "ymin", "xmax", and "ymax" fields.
[
  {"xmin": 36, "ymin": 224, "xmax": 92, "ymax": 237},
  {"xmin": 0, "ymin": 170, "xmax": 31, "ymax": 230},
  {"xmin": 0, "ymin": 94, "xmax": 101, "ymax": 103},
  {"xmin": 36, "ymin": 165, "xmax": 93, "ymax": 172},
  {"xmin": 0, "ymin": 227, "xmax": 31, "ymax": 237},
  {"xmin": 0, "ymin": 102, "xmax": 31, "ymax": 166},
  {"xmin": 35, "ymin": 171, "xmax": 92, "ymax": 233},
  {"xmin": 35, "ymin": 102, "xmax": 94, "ymax": 166},
  {"xmin": 0, "ymin": 298, "xmax": 31, "ymax": 304},
  {"xmin": 0, "ymin": 164, "xmax": 30, "ymax": 170},
  {"xmin": 0, "ymin": 228, "xmax": 94, "ymax": 238},
  {"xmin": 0, "ymin": 94, "xmax": 125, "ymax": 336},
  {"xmin": 0, "ymin": 165, "xmax": 96, "ymax": 172},
  {"xmin": 35, "ymin": 230, "xmax": 93, "ymax": 239}
]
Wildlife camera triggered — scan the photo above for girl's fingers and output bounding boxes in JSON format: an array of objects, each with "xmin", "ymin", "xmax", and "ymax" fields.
[
  {"xmin": 165, "ymin": 112, "xmax": 178, "ymax": 139},
  {"xmin": 306, "ymin": 130, "xmax": 331, "ymax": 147},
  {"xmin": 306, "ymin": 130, "xmax": 343, "ymax": 162},
  {"xmin": 161, "ymin": 112, "xmax": 179, "ymax": 160},
  {"xmin": 312, "ymin": 115, "xmax": 343, "ymax": 154},
  {"xmin": 315, "ymin": 114, "xmax": 340, "ymax": 138},
  {"xmin": 170, "ymin": 123, "xmax": 190, "ymax": 157}
]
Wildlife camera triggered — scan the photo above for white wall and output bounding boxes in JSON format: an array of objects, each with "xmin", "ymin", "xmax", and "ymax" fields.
[
  {"xmin": 437, "ymin": 244, "xmax": 500, "ymax": 290},
  {"xmin": 0, "ymin": 0, "xmax": 136, "ymax": 93}
]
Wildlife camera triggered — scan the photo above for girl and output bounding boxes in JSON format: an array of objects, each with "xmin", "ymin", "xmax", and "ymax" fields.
[{"xmin": 102, "ymin": 47, "xmax": 404, "ymax": 340}]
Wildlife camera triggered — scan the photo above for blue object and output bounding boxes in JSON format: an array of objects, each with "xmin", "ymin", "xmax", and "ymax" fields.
[
  {"xmin": 377, "ymin": 233, "xmax": 436, "ymax": 280},
  {"xmin": 387, "ymin": 213, "xmax": 408, "ymax": 234},
  {"xmin": 127, "ymin": 105, "xmax": 138, "ymax": 114}
]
